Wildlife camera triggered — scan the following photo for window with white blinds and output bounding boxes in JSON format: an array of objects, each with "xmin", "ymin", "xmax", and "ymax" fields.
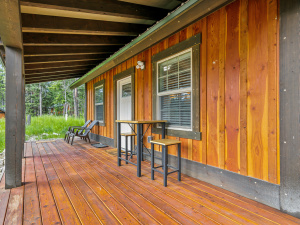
[
  {"xmin": 157, "ymin": 49, "xmax": 192, "ymax": 130},
  {"xmin": 95, "ymin": 84, "xmax": 104, "ymax": 121}
]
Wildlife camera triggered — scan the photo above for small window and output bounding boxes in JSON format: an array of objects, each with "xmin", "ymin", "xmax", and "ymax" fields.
[
  {"xmin": 122, "ymin": 83, "xmax": 131, "ymax": 97},
  {"xmin": 94, "ymin": 79, "xmax": 105, "ymax": 125},
  {"xmin": 157, "ymin": 50, "xmax": 192, "ymax": 130}
]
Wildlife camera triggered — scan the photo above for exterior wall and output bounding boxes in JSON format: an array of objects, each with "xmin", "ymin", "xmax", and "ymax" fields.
[{"xmin": 86, "ymin": 0, "xmax": 280, "ymax": 184}]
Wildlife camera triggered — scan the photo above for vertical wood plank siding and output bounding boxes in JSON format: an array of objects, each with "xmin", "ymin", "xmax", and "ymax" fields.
[{"xmin": 86, "ymin": 0, "xmax": 280, "ymax": 184}]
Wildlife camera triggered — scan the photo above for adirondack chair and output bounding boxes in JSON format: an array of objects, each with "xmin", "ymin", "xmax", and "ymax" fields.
[
  {"xmin": 69, "ymin": 120, "xmax": 98, "ymax": 145},
  {"xmin": 64, "ymin": 120, "xmax": 91, "ymax": 142}
]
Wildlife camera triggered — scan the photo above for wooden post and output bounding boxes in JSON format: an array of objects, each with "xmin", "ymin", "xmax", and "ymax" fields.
[
  {"xmin": 5, "ymin": 46, "xmax": 24, "ymax": 189},
  {"xmin": 84, "ymin": 83, "xmax": 87, "ymax": 121},
  {"xmin": 279, "ymin": 0, "xmax": 300, "ymax": 218}
]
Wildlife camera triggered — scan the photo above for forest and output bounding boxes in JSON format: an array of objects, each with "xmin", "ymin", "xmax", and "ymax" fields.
[{"xmin": 0, "ymin": 61, "xmax": 85, "ymax": 118}]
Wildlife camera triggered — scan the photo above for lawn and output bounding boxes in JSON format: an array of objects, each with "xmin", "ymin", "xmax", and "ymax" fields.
[{"xmin": 0, "ymin": 115, "xmax": 85, "ymax": 153}]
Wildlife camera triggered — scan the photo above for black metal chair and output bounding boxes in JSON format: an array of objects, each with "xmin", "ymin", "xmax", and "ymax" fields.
[
  {"xmin": 64, "ymin": 120, "xmax": 91, "ymax": 142},
  {"xmin": 69, "ymin": 120, "xmax": 98, "ymax": 145}
]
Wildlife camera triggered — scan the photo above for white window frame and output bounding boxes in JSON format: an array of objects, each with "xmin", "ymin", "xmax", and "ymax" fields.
[
  {"xmin": 95, "ymin": 84, "xmax": 104, "ymax": 122},
  {"xmin": 156, "ymin": 48, "xmax": 193, "ymax": 131}
]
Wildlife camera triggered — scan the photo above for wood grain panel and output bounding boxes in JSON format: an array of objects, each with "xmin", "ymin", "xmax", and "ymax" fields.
[
  {"xmin": 206, "ymin": 11, "xmax": 221, "ymax": 167},
  {"xmin": 225, "ymin": 0, "xmax": 241, "ymax": 173},
  {"xmin": 247, "ymin": 0, "xmax": 269, "ymax": 181},
  {"xmin": 239, "ymin": 0, "xmax": 248, "ymax": 176}
]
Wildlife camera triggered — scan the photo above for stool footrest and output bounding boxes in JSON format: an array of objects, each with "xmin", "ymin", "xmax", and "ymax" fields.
[
  {"xmin": 153, "ymin": 165, "xmax": 163, "ymax": 169},
  {"xmin": 118, "ymin": 157, "xmax": 137, "ymax": 166},
  {"xmin": 167, "ymin": 170, "xmax": 179, "ymax": 175}
]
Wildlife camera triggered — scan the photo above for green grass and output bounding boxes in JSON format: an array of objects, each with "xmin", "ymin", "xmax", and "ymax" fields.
[
  {"xmin": 0, "ymin": 115, "xmax": 85, "ymax": 152},
  {"xmin": 0, "ymin": 119, "xmax": 4, "ymax": 153}
]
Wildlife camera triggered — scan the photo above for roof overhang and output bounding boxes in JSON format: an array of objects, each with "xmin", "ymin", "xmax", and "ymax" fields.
[{"xmin": 70, "ymin": 0, "xmax": 235, "ymax": 89}]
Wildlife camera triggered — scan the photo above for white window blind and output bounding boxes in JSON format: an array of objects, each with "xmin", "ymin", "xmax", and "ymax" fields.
[
  {"xmin": 95, "ymin": 85, "xmax": 104, "ymax": 121},
  {"xmin": 157, "ymin": 50, "xmax": 192, "ymax": 130}
]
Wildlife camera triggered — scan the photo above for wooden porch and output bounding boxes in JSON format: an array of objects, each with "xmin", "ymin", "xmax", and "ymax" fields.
[{"xmin": 0, "ymin": 139, "xmax": 299, "ymax": 224}]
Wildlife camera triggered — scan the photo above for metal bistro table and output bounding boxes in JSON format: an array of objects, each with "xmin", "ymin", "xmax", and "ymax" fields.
[{"xmin": 116, "ymin": 120, "xmax": 167, "ymax": 177}]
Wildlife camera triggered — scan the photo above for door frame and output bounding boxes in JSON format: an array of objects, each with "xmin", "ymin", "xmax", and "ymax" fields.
[{"xmin": 113, "ymin": 67, "xmax": 135, "ymax": 147}]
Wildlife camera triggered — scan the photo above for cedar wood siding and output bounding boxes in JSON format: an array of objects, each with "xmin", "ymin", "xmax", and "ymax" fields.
[{"xmin": 86, "ymin": 0, "xmax": 280, "ymax": 184}]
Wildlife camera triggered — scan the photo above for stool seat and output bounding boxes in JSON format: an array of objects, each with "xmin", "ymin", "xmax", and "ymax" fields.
[
  {"xmin": 150, "ymin": 139, "xmax": 181, "ymax": 146},
  {"xmin": 121, "ymin": 133, "xmax": 136, "ymax": 137}
]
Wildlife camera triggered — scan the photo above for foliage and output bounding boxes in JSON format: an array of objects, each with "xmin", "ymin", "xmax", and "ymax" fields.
[
  {"xmin": 26, "ymin": 115, "xmax": 85, "ymax": 140},
  {"xmin": 0, "ymin": 119, "xmax": 4, "ymax": 153},
  {"xmin": 25, "ymin": 79, "xmax": 85, "ymax": 117},
  {"xmin": 0, "ymin": 62, "xmax": 5, "ymax": 110},
  {"xmin": 0, "ymin": 116, "xmax": 85, "ymax": 152}
]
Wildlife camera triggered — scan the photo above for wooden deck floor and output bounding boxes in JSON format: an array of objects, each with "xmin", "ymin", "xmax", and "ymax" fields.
[{"xmin": 1, "ymin": 139, "xmax": 300, "ymax": 225}]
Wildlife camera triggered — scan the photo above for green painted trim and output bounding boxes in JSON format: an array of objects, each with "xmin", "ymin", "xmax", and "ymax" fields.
[
  {"xmin": 94, "ymin": 79, "xmax": 105, "ymax": 126},
  {"xmin": 69, "ymin": 0, "xmax": 209, "ymax": 89}
]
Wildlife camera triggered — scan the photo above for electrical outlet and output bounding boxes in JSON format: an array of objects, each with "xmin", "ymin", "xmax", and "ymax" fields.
[{"xmin": 147, "ymin": 136, "xmax": 154, "ymax": 143}]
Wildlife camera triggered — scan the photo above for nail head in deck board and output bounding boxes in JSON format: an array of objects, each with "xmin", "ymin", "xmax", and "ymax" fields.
[
  {"xmin": 20, "ymin": 0, "xmax": 169, "ymax": 21},
  {"xmin": 22, "ymin": 33, "xmax": 134, "ymax": 45},
  {"xmin": 5, "ymin": 47, "xmax": 24, "ymax": 189},
  {"xmin": 279, "ymin": 0, "xmax": 300, "ymax": 218},
  {"xmin": 21, "ymin": 14, "xmax": 148, "ymax": 36}
]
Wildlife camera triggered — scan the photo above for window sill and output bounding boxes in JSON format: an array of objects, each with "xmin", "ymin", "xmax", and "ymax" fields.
[{"xmin": 152, "ymin": 127, "xmax": 201, "ymax": 140}]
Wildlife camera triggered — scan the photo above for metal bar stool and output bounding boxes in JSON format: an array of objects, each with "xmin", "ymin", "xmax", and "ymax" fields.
[
  {"xmin": 150, "ymin": 139, "xmax": 182, "ymax": 187},
  {"xmin": 121, "ymin": 133, "xmax": 136, "ymax": 164}
]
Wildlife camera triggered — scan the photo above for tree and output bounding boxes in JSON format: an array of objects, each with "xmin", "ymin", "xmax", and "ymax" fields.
[
  {"xmin": 0, "ymin": 62, "xmax": 5, "ymax": 109},
  {"xmin": 25, "ymin": 78, "xmax": 85, "ymax": 117}
]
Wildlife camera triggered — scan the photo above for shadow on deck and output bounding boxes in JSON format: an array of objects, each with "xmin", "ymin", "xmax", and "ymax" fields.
[{"xmin": 0, "ymin": 138, "xmax": 299, "ymax": 224}]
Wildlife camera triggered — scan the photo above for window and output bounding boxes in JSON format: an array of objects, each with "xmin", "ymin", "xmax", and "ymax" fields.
[
  {"xmin": 157, "ymin": 50, "xmax": 192, "ymax": 130},
  {"xmin": 152, "ymin": 33, "xmax": 201, "ymax": 140},
  {"xmin": 94, "ymin": 79, "xmax": 105, "ymax": 125}
]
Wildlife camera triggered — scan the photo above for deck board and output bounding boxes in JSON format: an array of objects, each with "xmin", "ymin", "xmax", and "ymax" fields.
[{"xmin": 0, "ymin": 138, "xmax": 300, "ymax": 225}]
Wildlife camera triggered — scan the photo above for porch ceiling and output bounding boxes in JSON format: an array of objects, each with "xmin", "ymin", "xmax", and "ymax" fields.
[{"xmin": 0, "ymin": 0, "xmax": 184, "ymax": 84}]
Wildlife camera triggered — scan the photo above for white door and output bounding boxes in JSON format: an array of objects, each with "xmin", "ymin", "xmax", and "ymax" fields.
[{"xmin": 117, "ymin": 77, "xmax": 132, "ymax": 150}]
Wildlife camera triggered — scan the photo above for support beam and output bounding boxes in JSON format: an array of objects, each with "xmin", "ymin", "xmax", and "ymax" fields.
[
  {"xmin": 20, "ymin": 0, "xmax": 168, "ymax": 21},
  {"xmin": 0, "ymin": 0, "xmax": 23, "ymax": 49},
  {"xmin": 25, "ymin": 72, "xmax": 83, "ymax": 79},
  {"xmin": 24, "ymin": 54, "xmax": 108, "ymax": 63},
  {"xmin": 5, "ymin": 47, "xmax": 24, "ymax": 189},
  {"xmin": 26, "ymin": 75, "xmax": 81, "ymax": 84},
  {"xmin": 24, "ymin": 60, "xmax": 99, "ymax": 70},
  {"xmin": 23, "ymin": 33, "xmax": 134, "ymax": 46},
  {"xmin": 25, "ymin": 65, "xmax": 94, "ymax": 75},
  {"xmin": 21, "ymin": 14, "xmax": 148, "ymax": 36},
  {"xmin": 25, "ymin": 58, "xmax": 104, "ymax": 65},
  {"xmin": 24, "ymin": 46, "xmax": 118, "ymax": 56},
  {"xmin": 279, "ymin": 0, "xmax": 300, "ymax": 218}
]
